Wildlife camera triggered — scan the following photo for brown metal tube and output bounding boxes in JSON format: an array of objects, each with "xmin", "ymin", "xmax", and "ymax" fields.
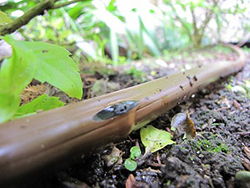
[{"xmin": 0, "ymin": 45, "xmax": 246, "ymax": 186}]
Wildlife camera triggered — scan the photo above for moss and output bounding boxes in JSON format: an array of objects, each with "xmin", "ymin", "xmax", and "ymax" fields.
[
  {"xmin": 193, "ymin": 137, "xmax": 229, "ymax": 154},
  {"xmin": 189, "ymin": 156, "xmax": 194, "ymax": 161}
]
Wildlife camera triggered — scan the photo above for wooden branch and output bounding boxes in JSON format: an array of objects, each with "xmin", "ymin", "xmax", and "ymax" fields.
[
  {"xmin": 190, "ymin": 7, "xmax": 198, "ymax": 36},
  {"xmin": 0, "ymin": 0, "xmax": 86, "ymax": 36},
  {"xmin": 0, "ymin": 45, "xmax": 246, "ymax": 186},
  {"xmin": 200, "ymin": 0, "xmax": 219, "ymax": 38},
  {"xmin": 237, "ymin": 33, "xmax": 250, "ymax": 47},
  {"xmin": 199, "ymin": 10, "xmax": 213, "ymax": 38},
  {"xmin": 52, "ymin": 0, "xmax": 85, "ymax": 9}
]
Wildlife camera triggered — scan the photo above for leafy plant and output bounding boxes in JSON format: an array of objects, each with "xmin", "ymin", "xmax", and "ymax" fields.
[
  {"xmin": 0, "ymin": 35, "xmax": 82, "ymax": 123},
  {"xmin": 140, "ymin": 125, "xmax": 175, "ymax": 153},
  {"xmin": 125, "ymin": 125, "xmax": 175, "ymax": 171},
  {"xmin": 164, "ymin": 0, "xmax": 248, "ymax": 48},
  {"xmin": 124, "ymin": 146, "xmax": 141, "ymax": 171},
  {"xmin": 125, "ymin": 67, "xmax": 146, "ymax": 83}
]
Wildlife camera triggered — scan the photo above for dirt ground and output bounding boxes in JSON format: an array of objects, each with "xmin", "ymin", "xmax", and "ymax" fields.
[{"xmin": 37, "ymin": 47, "xmax": 250, "ymax": 188}]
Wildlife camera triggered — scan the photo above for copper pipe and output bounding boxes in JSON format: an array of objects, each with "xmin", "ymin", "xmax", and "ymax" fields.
[{"xmin": 0, "ymin": 45, "xmax": 246, "ymax": 186}]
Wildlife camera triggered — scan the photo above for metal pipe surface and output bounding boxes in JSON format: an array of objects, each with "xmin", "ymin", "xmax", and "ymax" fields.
[{"xmin": 0, "ymin": 45, "xmax": 246, "ymax": 187}]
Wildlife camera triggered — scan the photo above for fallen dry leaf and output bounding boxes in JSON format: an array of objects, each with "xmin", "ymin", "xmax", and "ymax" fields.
[
  {"xmin": 102, "ymin": 146, "xmax": 123, "ymax": 167},
  {"xmin": 171, "ymin": 111, "xmax": 196, "ymax": 139},
  {"xmin": 243, "ymin": 158, "xmax": 250, "ymax": 171},
  {"xmin": 125, "ymin": 174, "xmax": 136, "ymax": 188},
  {"xmin": 233, "ymin": 100, "xmax": 241, "ymax": 109},
  {"xmin": 21, "ymin": 84, "xmax": 47, "ymax": 104},
  {"xmin": 244, "ymin": 146, "xmax": 250, "ymax": 160}
]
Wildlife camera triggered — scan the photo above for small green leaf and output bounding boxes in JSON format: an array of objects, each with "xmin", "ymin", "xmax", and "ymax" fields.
[
  {"xmin": 14, "ymin": 94, "xmax": 65, "ymax": 118},
  {"xmin": 0, "ymin": 11, "xmax": 12, "ymax": 25},
  {"xmin": 0, "ymin": 35, "xmax": 37, "ymax": 123},
  {"xmin": 140, "ymin": 125, "xmax": 175, "ymax": 153},
  {"xmin": 130, "ymin": 146, "xmax": 141, "ymax": 160},
  {"xmin": 124, "ymin": 158, "xmax": 137, "ymax": 171}
]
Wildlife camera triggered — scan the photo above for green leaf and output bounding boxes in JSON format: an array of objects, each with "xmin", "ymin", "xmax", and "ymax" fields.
[
  {"xmin": 0, "ymin": 35, "xmax": 82, "ymax": 123},
  {"xmin": 140, "ymin": 125, "xmax": 175, "ymax": 153},
  {"xmin": 0, "ymin": 35, "xmax": 37, "ymax": 123},
  {"xmin": 22, "ymin": 41, "xmax": 83, "ymax": 99},
  {"xmin": 0, "ymin": 10, "xmax": 12, "ymax": 25},
  {"xmin": 14, "ymin": 94, "xmax": 65, "ymax": 118},
  {"xmin": 124, "ymin": 158, "xmax": 137, "ymax": 171},
  {"xmin": 130, "ymin": 146, "xmax": 141, "ymax": 160}
]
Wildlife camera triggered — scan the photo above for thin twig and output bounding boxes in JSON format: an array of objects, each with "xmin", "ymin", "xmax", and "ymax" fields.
[
  {"xmin": 52, "ymin": 0, "xmax": 85, "ymax": 9},
  {"xmin": 0, "ymin": 0, "xmax": 54, "ymax": 36}
]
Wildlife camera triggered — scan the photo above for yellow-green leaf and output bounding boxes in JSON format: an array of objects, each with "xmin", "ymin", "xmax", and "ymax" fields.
[
  {"xmin": 0, "ymin": 11, "xmax": 12, "ymax": 25},
  {"xmin": 140, "ymin": 125, "xmax": 175, "ymax": 153}
]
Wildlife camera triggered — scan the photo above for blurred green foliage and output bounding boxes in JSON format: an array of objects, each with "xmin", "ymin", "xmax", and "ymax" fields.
[{"xmin": 1, "ymin": 0, "xmax": 249, "ymax": 65}]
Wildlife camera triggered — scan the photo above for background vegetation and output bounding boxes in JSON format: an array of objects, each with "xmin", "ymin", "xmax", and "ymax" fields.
[{"xmin": 1, "ymin": 0, "xmax": 249, "ymax": 65}]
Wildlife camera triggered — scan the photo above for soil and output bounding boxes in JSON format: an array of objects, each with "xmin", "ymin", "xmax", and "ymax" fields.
[{"xmin": 36, "ymin": 47, "xmax": 250, "ymax": 188}]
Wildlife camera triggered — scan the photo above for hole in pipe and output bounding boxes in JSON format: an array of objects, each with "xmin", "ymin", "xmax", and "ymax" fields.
[{"xmin": 93, "ymin": 100, "xmax": 139, "ymax": 121}]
